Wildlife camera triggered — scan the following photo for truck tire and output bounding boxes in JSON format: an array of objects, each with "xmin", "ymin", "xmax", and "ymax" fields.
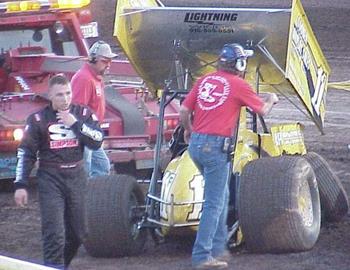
[
  {"xmin": 304, "ymin": 152, "xmax": 349, "ymax": 222},
  {"xmin": 239, "ymin": 156, "xmax": 321, "ymax": 253},
  {"xmin": 84, "ymin": 174, "xmax": 147, "ymax": 257}
]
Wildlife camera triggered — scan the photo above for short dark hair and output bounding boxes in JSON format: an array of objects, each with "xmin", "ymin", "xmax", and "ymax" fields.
[
  {"xmin": 217, "ymin": 61, "xmax": 239, "ymax": 74},
  {"xmin": 48, "ymin": 74, "xmax": 70, "ymax": 88}
]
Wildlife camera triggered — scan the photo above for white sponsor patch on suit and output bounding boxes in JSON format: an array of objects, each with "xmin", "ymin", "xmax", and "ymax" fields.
[
  {"xmin": 91, "ymin": 113, "xmax": 98, "ymax": 121},
  {"xmin": 48, "ymin": 123, "xmax": 78, "ymax": 149},
  {"xmin": 34, "ymin": 113, "xmax": 41, "ymax": 122},
  {"xmin": 81, "ymin": 124, "xmax": 103, "ymax": 141}
]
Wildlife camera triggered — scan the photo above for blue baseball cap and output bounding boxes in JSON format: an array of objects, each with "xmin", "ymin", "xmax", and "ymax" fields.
[{"xmin": 219, "ymin": 43, "xmax": 253, "ymax": 63}]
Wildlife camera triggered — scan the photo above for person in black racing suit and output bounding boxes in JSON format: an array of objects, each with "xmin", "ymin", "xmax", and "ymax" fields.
[{"xmin": 14, "ymin": 74, "xmax": 104, "ymax": 269}]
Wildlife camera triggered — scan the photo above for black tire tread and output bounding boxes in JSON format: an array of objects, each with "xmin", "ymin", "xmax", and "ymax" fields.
[
  {"xmin": 304, "ymin": 152, "xmax": 349, "ymax": 222},
  {"xmin": 239, "ymin": 156, "xmax": 320, "ymax": 253},
  {"xmin": 84, "ymin": 174, "xmax": 146, "ymax": 257}
]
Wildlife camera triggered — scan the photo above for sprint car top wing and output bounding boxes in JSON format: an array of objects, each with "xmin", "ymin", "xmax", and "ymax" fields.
[{"xmin": 114, "ymin": 0, "xmax": 330, "ymax": 132}]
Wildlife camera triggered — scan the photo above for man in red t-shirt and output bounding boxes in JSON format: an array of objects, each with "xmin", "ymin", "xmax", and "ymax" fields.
[
  {"xmin": 180, "ymin": 43, "xmax": 278, "ymax": 269},
  {"xmin": 71, "ymin": 41, "xmax": 117, "ymax": 177}
]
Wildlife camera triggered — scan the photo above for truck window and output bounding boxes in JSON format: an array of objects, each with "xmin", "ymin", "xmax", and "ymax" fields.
[
  {"xmin": 0, "ymin": 28, "xmax": 52, "ymax": 53},
  {"xmin": 61, "ymin": 41, "xmax": 79, "ymax": 56},
  {"xmin": 0, "ymin": 26, "xmax": 79, "ymax": 56}
]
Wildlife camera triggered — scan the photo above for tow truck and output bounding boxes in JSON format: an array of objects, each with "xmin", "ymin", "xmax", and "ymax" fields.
[{"xmin": 0, "ymin": 0, "xmax": 180, "ymax": 181}]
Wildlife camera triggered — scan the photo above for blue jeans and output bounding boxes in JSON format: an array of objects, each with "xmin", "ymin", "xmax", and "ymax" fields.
[
  {"xmin": 188, "ymin": 132, "xmax": 230, "ymax": 266},
  {"xmin": 84, "ymin": 146, "xmax": 111, "ymax": 177}
]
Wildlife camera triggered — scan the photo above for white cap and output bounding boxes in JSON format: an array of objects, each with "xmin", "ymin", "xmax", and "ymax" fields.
[{"xmin": 89, "ymin": 41, "xmax": 118, "ymax": 59}]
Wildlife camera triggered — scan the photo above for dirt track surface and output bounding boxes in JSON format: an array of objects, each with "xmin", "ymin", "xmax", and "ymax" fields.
[{"xmin": 1, "ymin": 1, "xmax": 350, "ymax": 269}]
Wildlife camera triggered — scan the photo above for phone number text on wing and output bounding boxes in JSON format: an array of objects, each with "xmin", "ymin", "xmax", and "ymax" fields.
[{"xmin": 189, "ymin": 25, "xmax": 235, "ymax": 33}]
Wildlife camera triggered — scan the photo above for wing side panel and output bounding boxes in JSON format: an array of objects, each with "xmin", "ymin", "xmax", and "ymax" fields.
[{"xmin": 286, "ymin": 0, "xmax": 331, "ymax": 131}]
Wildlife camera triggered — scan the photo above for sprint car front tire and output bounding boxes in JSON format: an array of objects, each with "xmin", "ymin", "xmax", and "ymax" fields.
[
  {"xmin": 304, "ymin": 152, "xmax": 349, "ymax": 222},
  {"xmin": 84, "ymin": 174, "xmax": 147, "ymax": 257},
  {"xmin": 239, "ymin": 156, "xmax": 321, "ymax": 253}
]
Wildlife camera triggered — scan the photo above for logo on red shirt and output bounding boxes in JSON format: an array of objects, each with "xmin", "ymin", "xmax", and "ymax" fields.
[
  {"xmin": 95, "ymin": 85, "xmax": 102, "ymax": 96},
  {"xmin": 197, "ymin": 75, "xmax": 230, "ymax": 110}
]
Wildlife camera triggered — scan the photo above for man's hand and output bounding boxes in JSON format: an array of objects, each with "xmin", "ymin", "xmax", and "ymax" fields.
[
  {"xmin": 270, "ymin": 93, "xmax": 279, "ymax": 104},
  {"xmin": 259, "ymin": 93, "xmax": 279, "ymax": 116},
  {"xmin": 260, "ymin": 93, "xmax": 279, "ymax": 104},
  {"xmin": 179, "ymin": 105, "xmax": 193, "ymax": 144},
  {"xmin": 14, "ymin": 189, "xmax": 28, "ymax": 207},
  {"xmin": 57, "ymin": 110, "xmax": 77, "ymax": 127}
]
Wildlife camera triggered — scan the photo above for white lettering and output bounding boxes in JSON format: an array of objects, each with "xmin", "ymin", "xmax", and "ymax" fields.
[
  {"xmin": 311, "ymin": 67, "xmax": 327, "ymax": 115},
  {"xmin": 48, "ymin": 124, "xmax": 76, "ymax": 140},
  {"xmin": 188, "ymin": 175, "xmax": 204, "ymax": 220},
  {"xmin": 160, "ymin": 171, "xmax": 176, "ymax": 220},
  {"xmin": 81, "ymin": 124, "xmax": 103, "ymax": 141},
  {"xmin": 273, "ymin": 130, "xmax": 303, "ymax": 146},
  {"xmin": 15, "ymin": 76, "xmax": 30, "ymax": 91},
  {"xmin": 292, "ymin": 18, "xmax": 311, "ymax": 71}
]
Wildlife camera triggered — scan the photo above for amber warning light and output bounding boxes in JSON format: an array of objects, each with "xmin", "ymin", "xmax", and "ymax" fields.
[
  {"xmin": 0, "ymin": 128, "xmax": 24, "ymax": 141},
  {"xmin": 0, "ymin": 0, "xmax": 91, "ymax": 13}
]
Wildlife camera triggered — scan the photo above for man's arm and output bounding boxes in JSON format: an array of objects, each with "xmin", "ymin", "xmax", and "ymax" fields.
[
  {"xmin": 14, "ymin": 115, "xmax": 40, "ymax": 207},
  {"xmin": 179, "ymin": 105, "xmax": 192, "ymax": 143},
  {"xmin": 236, "ymin": 80, "xmax": 278, "ymax": 117},
  {"xmin": 259, "ymin": 93, "xmax": 279, "ymax": 116}
]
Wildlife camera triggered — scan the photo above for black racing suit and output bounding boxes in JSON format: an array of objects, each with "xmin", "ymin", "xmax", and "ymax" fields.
[{"xmin": 14, "ymin": 103, "xmax": 103, "ymax": 269}]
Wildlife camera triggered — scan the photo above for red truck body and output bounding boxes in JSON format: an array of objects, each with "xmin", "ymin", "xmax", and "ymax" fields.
[{"xmin": 0, "ymin": 0, "xmax": 180, "ymax": 179}]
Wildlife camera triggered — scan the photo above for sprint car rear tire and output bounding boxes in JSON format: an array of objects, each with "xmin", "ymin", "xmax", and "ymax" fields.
[
  {"xmin": 239, "ymin": 156, "xmax": 321, "ymax": 253},
  {"xmin": 304, "ymin": 152, "xmax": 349, "ymax": 222},
  {"xmin": 84, "ymin": 174, "xmax": 147, "ymax": 257}
]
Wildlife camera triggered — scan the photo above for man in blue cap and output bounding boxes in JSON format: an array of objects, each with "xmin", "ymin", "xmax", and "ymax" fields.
[{"xmin": 180, "ymin": 43, "xmax": 278, "ymax": 269}]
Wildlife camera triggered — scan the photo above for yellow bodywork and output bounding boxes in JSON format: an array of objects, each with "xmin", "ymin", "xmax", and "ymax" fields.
[
  {"xmin": 159, "ymin": 151, "xmax": 202, "ymax": 234},
  {"xmin": 114, "ymin": 0, "xmax": 330, "ymax": 132},
  {"xmin": 286, "ymin": 0, "xmax": 330, "ymax": 131},
  {"xmin": 159, "ymin": 117, "xmax": 306, "ymax": 235},
  {"xmin": 114, "ymin": 0, "xmax": 160, "ymax": 87},
  {"xmin": 233, "ymin": 108, "xmax": 306, "ymax": 174}
]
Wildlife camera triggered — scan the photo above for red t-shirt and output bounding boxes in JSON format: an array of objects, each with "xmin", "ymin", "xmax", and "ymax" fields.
[
  {"xmin": 71, "ymin": 63, "xmax": 105, "ymax": 122},
  {"xmin": 182, "ymin": 70, "xmax": 264, "ymax": 137}
]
